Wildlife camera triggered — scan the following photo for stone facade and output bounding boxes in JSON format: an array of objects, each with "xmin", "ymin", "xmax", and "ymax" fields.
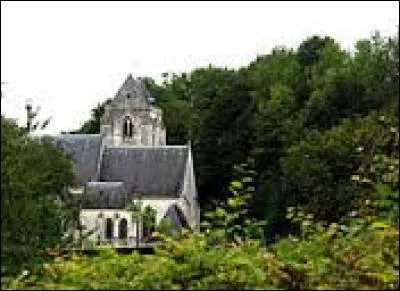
[{"xmin": 100, "ymin": 74, "xmax": 166, "ymax": 147}]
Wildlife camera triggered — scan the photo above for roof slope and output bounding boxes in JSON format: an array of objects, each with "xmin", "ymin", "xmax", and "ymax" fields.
[
  {"xmin": 82, "ymin": 181, "xmax": 128, "ymax": 208},
  {"xmin": 100, "ymin": 146, "xmax": 188, "ymax": 196},
  {"xmin": 50, "ymin": 134, "xmax": 103, "ymax": 185}
]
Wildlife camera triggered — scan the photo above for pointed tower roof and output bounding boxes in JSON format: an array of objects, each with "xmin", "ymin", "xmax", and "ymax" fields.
[{"xmin": 110, "ymin": 74, "xmax": 152, "ymax": 108}]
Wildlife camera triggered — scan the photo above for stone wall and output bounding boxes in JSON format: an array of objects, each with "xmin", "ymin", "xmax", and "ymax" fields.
[
  {"xmin": 79, "ymin": 209, "xmax": 142, "ymax": 244},
  {"xmin": 100, "ymin": 76, "xmax": 166, "ymax": 146}
]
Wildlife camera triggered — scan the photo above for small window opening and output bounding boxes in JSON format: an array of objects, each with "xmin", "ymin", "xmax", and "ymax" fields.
[
  {"xmin": 123, "ymin": 116, "xmax": 133, "ymax": 138},
  {"xmin": 105, "ymin": 218, "xmax": 113, "ymax": 240}
]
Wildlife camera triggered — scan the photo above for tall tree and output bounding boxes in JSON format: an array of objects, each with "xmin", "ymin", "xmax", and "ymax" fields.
[{"xmin": 1, "ymin": 115, "xmax": 74, "ymax": 275}]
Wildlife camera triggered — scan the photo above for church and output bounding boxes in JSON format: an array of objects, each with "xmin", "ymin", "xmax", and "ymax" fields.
[{"xmin": 49, "ymin": 74, "xmax": 200, "ymax": 246}]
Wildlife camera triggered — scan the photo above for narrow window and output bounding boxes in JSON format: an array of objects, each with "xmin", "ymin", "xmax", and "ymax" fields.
[
  {"xmin": 105, "ymin": 218, "xmax": 113, "ymax": 240},
  {"xmin": 119, "ymin": 218, "xmax": 128, "ymax": 239},
  {"xmin": 123, "ymin": 116, "xmax": 133, "ymax": 138}
]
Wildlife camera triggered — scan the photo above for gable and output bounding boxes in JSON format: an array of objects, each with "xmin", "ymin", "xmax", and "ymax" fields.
[{"xmin": 110, "ymin": 74, "xmax": 152, "ymax": 108}]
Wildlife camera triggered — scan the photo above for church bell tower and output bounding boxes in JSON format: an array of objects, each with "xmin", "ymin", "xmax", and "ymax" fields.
[{"xmin": 100, "ymin": 74, "xmax": 166, "ymax": 146}]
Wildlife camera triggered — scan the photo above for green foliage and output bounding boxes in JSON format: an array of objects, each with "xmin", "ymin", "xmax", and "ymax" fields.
[
  {"xmin": 249, "ymin": 31, "xmax": 398, "ymax": 236},
  {"xmin": 273, "ymin": 207, "xmax": 399, "ymax": 290},
  {"xmin": 188, "ymin": 68, "xmax": 254, "ymax": 204},
  {"xmin": 70, "ymin": 98, "xmax": 112, "ymax": 134},
  {"xmin": 126, "ymin": 201, "xmax": 164, "ymax": 239},
  {"xmin": 142, "ymin": 206, "xmax": 157, "ymax": 231},
  {"xmin": 4, "ymin": 235, "xmax": 278, "ymax": 290},
  {"xmin": 281, "ymin": 111, "xmax": 398, "ymax": 222},
  {"xmin": 6, "ymin": 206, "xmax": 398, "ymax": 290},
  {"xmin": 9, "ymin": 29, "xmax": 398, "ymax": 289},
  {"xmin": 160, "ymin": 98, "xmax": 193, "ymax": 145},
  {"xmin": 1, "ymin": 116, "xmax": 74, "ymax": 276},
  {"xmin": 351, "ymin": 112, "xmax": 399, "ymax": 223},
  {"xmin": 202, "ymin": 157, "xmax": 266, "ymax": 244},
  {"xmin": 353, "ymin": 32, "xmax": 399, "ymax": 111},
  {"xmin": 297, "ymin": 35, "xmax": 336, "ymax": 68}
]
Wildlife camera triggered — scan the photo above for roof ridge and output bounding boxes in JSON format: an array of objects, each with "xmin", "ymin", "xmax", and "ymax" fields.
[{"xmin": 105, "ymin": 145, "xmax": 189, "ymax": 149}]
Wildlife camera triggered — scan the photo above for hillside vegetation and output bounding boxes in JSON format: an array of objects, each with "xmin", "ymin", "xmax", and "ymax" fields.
[{"xmin": 1, "ymin": 31, "xmax": 398, "ymax": 289}]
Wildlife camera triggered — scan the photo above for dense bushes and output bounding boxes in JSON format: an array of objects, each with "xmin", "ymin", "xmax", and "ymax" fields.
[
  {"xmin": 274, "ymin": 207, "xmax": 399, "ymax": 290},
  {"xmin": 4, "ymin": 210, "xmax": 398, "ymax": 290}
]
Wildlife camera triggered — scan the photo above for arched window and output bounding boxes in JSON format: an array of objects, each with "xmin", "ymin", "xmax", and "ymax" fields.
[
  {"xmin": 118, "ymin": 218, "xmax": 128, "ymax": 240},
  {"xmin": 122, "ymin": 116, "xmax": 133, "ymax": 138},
  {"xmin": 105, "ymin": 218, "xmax": 113, "ymax": 240}
]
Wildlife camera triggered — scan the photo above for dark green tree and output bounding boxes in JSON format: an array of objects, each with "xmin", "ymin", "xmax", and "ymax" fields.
[{"xmin": 1, "ymin": 114, "xmax": 74, "ymax": 275}]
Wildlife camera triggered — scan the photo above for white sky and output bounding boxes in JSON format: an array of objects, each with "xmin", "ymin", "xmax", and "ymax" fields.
[{"xmin": 1, "ymin": 1, "xmax": 399, "ymax": 134}]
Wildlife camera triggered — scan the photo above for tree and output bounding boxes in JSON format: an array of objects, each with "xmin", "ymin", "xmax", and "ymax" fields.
[
  {"xmin": 280, "ymin": 111, "xmax": 398, "ymax": 222},
  {"xmin": 1, "ymin": 115, "xmax": 74, "ymax": 276},
  {"xmin": 297, "ymin": 35, "xmax": 336, "ymax": 68},
  {"xmin": 70, "ymin": 99, "xmax": 112, "ymax": 134}
]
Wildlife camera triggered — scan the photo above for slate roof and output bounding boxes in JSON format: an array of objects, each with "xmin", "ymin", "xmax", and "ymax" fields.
[
  {"xmin": 50, "ymin": 134, "xmax": 103, "ymax": 186},
  {"xmin": 48, "ymin": 132, "xmax": 189, "ymax": 201},
  {"xmin": 82, "ymin": 181, "xmax": 128, "ymax": 209},
  {"xmin": 100, "ymin": 146, "xmax": 189, "ymax": 197}
]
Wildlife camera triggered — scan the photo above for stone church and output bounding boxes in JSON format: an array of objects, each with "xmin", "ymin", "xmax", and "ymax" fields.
[{"xmin": 49, "ymin": 74, "xmax": 200, "ymax": 246}]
